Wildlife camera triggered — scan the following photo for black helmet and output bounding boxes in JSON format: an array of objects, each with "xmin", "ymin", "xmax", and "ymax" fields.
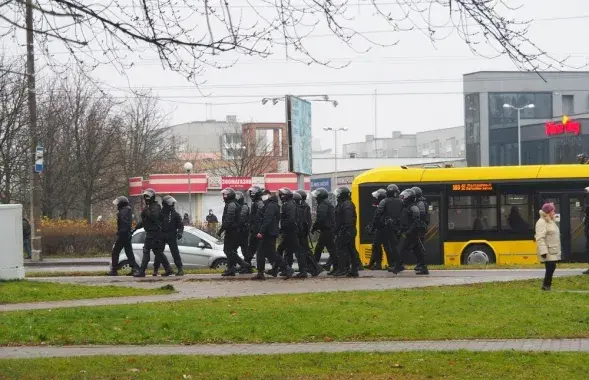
[
  {"xmin": 162, "ymin": 195, "xmax": 177, "ymax": 207},
  {"xmin": 278, "ymin": 187, "xmax": 293, "ymax": 202},
  {"xmin": 142, "ymin": 188, "xmax": 156, "ymax": 203},
  {"xmin": 221, "ymin": 188, "xmax": 236, "ymax": 202},
  {"xmin": 411, "ymin": 186, "xmax": 423, "ymax": 198},
  {"xmin": 371, "ymin": 189, "xmax": 387, "ymax": 201},
  {"xmin": 235, "ymin": 191, "xmax": 245, "ymax": 205},
  {"xmin": 311, "ymin": 187, "xmax": 329, "ymax": 202},
  {"xmin": 248, "ymin": 185, "xmax": 263, "ymax": 199},
  {"xmin": 293, "ymin": 192, "xmax": 303, "ymax": 204},
  {"xmin": 113, "ymin": 196, "xmax": 129, "ymax": 207},
  {"xmin": 295, "ymin": 189, "xmax": 307, "ymax": 201},
  {"xmin": 399, "ymin": 188, "xmax": 416, "ymax": 203},
  {"xmin": 334, "ymin": 186, "xmax": 351, "ymax": 200},
  {"xmin": 386, "ymin": 184, "xmax": 400, "ymax": 198}
]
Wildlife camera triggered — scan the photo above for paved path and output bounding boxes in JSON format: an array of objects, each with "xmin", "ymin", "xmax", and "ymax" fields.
[
  {"xmin": 2, "ymin": 269, "xmax": 584, "ymax": 313},
  {"xmin": 1, "ymin": 339, "xmax": 589, "ymax": 359}
]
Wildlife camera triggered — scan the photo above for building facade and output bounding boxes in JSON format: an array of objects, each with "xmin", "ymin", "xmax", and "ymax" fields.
[
  {"xmin": 342, "ymin": 129, "xmax": 464, "ymax": 159},
  {"xmin": 464, "ymin": 71, "xmax": 589, "ymax": 166}
]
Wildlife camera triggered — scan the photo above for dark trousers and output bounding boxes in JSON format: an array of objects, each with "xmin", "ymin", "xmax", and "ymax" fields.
[
  {"xmin": 111, "ymin": 236, "xmax": 138, "ymax": 270},
  {"xmin": 281, "ymin": 232, "xmax": 307, "ymax": 273},
  {"xmin": 543, "ymin": 261, "xmax": 557, "ymax": 287},
  {"xmin": 224, "ymin": 230, "xmax": 248, "ymax": 270},
  {"xmin": 336, "ymin": 237, "xmax": 359, "ymax": 273},
  {"xmin": 238, "ymin": 232, "xmax": 249, "ymax": 266},
  {"xmin": 23, "ymin": 236, "xmax": 32, "ymax": 259},
  {"xmin": 154, "ymin": 234, "xmax": 183, "ymax": 270},
  {"xmin": 299, "ymin": 233, "xmax": 322, "ymax": 274},
  {"xmin": 245, "ymin": 233, "xmax": 259, "ymax": 264},
  {"xmin": 256, "ymin": 236, "xmax": 286, "ymax": 273},
  {"xmin": 369, "ymin": 230, "xmax": 383, "ymax": 267},
  {"xmin": 314, "ymin": 230, "xmax": 337, "ymax": 266},
  {"xmin": 140, "ymin": 234, "xmax": 170, "ymax": 272},
  {"xmin": 401, "ymin": 232, "xmax": 425, "ymax": 266},
  {"xmin": 382, "ymin": 229, "xmax": 401, "ymax": 268}
]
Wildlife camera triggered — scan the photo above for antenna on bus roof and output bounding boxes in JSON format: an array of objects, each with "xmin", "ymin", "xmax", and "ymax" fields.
[
  {"xmin": 423, "ymin": 164, "xmax": 441, "ymax": 169},
  {"xmin": 401, "ymin": 166, "xmax": 408, "ymax": 169}
]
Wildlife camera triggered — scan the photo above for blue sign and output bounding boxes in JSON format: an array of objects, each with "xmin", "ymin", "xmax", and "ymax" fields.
[
  {"xmin": 288, "ymin": 96, "xmax": 312, "ymax": 175},
  {"xmin": 34, "ymin": 145, "xmax": 44, "ymax": 173},
  {"xmin": 311, "ymin": 177, "xmax": 331, "ymax": 191}
]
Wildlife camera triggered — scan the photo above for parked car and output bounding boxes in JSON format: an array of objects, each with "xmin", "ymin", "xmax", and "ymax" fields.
[{"xmin": 117, "ymin": 227, "xmax": 245, "ymax": 270}]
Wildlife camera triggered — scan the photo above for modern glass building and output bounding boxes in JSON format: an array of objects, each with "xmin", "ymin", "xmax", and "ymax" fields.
[{"xmin": 464, "ymin": 71, "xmax": 589, "ymax": 166}]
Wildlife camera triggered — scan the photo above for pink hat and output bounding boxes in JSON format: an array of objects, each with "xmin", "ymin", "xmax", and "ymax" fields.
[{"xmin": 542, "ymin": 203, "xmax": 555, "ymax": 214}]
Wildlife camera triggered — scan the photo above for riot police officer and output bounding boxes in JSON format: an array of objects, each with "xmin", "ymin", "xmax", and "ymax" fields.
[
  {"xmin": 411, "ymin": 186, "xmax": 430, "ymax": 274},
  {"xmin": 134, "ymin": 188, "xmax": 173, "ymax": 277},
  {"xmin": 311, "ymin": 188, "xmax": 338, "ymax": 274},
  {"xmin": 109, "ymin": 196, "xmax": 139, "ymax": 276},
  {"xmin": 153, "ymin": 195, "xmax": 184, "ymax": 276},
  {"xmin": 252, "ymin": 190, "xmax": 292, "ymax": 280},
  {"xmin": 218, "ymin": 188, "xmax": 252, "ymax": 276},
  {"xmin": 367, "ymin": 188, "xmax": 386, "ymax": 270},
  {"xmin": 244, "ymin": 186, "xmax": 264, "ymax": 272},
  {"xmin": 400, "ymin": 188, "xmax": 429, "ymax": 275},
  {"xmin": 333, "ymin": 186, "xmax": 359, "ymax": 277},
  {"xmin": 279, "ymin": 187, "xmax": 308, "ymax": 278},
  {"xmin": 235, "ymin": 191, "xmax": 252, "ymax": 273},
  {"xmin": 294, "ymin": 190, "xmax": 323, "ymax": 276},
  {"xmin": 375, "ymin": 184, "xmax": 404, "ymax": 274}
]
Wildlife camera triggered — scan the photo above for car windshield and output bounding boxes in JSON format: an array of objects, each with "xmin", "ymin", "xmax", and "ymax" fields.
[{"xmin": 191, "ymin": 227, "xmax": 222, "ymax": 243}]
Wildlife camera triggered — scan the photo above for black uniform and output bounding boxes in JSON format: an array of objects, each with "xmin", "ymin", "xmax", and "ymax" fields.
[
  {"xmin": 109, "ymin": 198, "xmax": 139, "ymax": 275},
  {"xmin": 312, "ymin": 197, "xmax": 337, "ymax": 270},
  {"xmin": 334, "ymin": 189, "xmax": 359, "ymax": 277},
  {"xmin": 295, "ymin": 196, "xmax": 323, "ymax": 276},
  {"xmin": 246, "ymin": 197, "xmax": 264, "ymax": 265},
  {"xmin": 367, "ymin": 190, "xmax": 386, "ymax": 269},
  {"xmin": 153, "ymin": 202, "xmax": 184, "ymax": 275},
  {"xmin": 280, "ymin": 197, "xmax": 308, "ymax": 277},
  {"xmin": 415, "ymin": 195, "xmax": 429, "ymax": 269},
  {"xmin": 219, "ymin": 196, "xmax": 251, "ymax": 275},
  {"xmin": 375, "ymin": 197, "xmax": 403, "ymax": 272},
  {"xmin": 135, "ymin": 201, "xmax": 172, "ymax": 277},
  {"xmin": 237, "ymin": 200, "xmax": 250, "ymax": 269},
  {"xmin": 254, "ymin": 193, "xmax": 290, "ymax": 278},
  {"xmin": 400, "ymin": 193, "xmax": 427, "ymax": 274}
]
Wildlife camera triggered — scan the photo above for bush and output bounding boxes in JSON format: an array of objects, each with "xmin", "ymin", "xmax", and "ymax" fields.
[{"xmin": 40, "ymin": 218, "xmax": 115, "ymax": 257}]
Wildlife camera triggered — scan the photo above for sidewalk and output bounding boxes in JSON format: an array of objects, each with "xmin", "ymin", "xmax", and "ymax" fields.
[
  {"xmin": 1, "ymin": 339, "xmax": 589, "ymax": 359},
  {"xmin": 24, "ymin": 258, "xmax": 109, "ymax": 267}
]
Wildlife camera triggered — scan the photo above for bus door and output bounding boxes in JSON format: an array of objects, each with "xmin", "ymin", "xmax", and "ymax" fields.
[
  {"xmin": 537, "ymin": 193, "xmax": 586, "ymax": 262},
  {"xmin": 423, "ymin": 197, "xmax": 442, "ymax": 265}
]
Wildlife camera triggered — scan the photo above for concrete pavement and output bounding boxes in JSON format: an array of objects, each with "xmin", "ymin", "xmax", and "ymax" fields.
[
  {"xmin": 3, "ymin": 269, "xmax": 585, "ymax": 312},
  {"xmin": 1, "ymin": 339, "xmax": 589, "ymax": 359}
]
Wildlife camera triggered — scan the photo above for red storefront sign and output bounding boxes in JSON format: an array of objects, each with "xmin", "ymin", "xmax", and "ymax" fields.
[
  {"xmin": 221, "ymin": 176, "xmax": 252, "ymax": 190},
  {"xmin": 545, "ymin": 116, "xmax": 581, "ymax": 136},
  {"xmin": 264, "ymin": 173, "xmax": 311, "ymax": 192}
]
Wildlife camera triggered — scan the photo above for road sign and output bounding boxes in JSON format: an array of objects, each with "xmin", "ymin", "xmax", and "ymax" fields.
[{"xmin": 34, "ymin": 145, "xmax": 43, "ymax": 173}]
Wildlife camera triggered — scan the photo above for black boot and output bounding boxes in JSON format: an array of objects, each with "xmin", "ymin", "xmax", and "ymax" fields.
[
  {"xmin": 251, "ymin": 273, "xmax": 266, "ymax": 280},
  {"xmin": 152, "ymin": 268, "xmax": 159, "ymax": 277},
  {"xmin": 133, "ymin": 270, "xmax": 146, "ymax": 278},
  {"xmin": 222, "ymin": 267, "xmax": 236, "ymax": 276},
  {"xmin": 239, "ymin": 265, "xmax": 254, "ymax": 274},
  {"xmin": 283, "ymin": 266, "xmax": 295, "ymax": 279},
  {"xmin": 176, "ymin": 267, "xmax": 184, "ymax": 276},
  {"xmin": 415, "ymin": 265, "xmax": 430, "ymax": 275},
  {"xmin": 161, "ymin": 266, "xmax": 174, "ymax": 277},
  {"xmin": 583, "ymin": 269, "xmax": 589, "ymax": 275},
  {"xmin": 107, "ymin": 268, "xmax": 118, "ymax": 276},
  {"xmin": 346, "ymin": 271, "xmax": 359, "ymax": 278}
]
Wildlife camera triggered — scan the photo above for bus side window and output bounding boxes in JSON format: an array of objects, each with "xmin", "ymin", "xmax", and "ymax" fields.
[
  {"xmin": 501, "ymin": 194, "xmax": 532, "ymax": 231},
  {"xmin": 448, "ymin": 195, "xmax": 497, "ymax": 230}
]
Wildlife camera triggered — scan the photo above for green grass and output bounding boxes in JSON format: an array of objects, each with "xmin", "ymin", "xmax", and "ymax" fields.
[
  {"xmin": 0, "ymin": 281, "xmax": 175, "ymax": 304},
  {"xmin": 1, "ymin": 276, "xmax": 588, "ymax": 346},
  {"xmin": 1, "ymin": 351, "xmax": 588, "ymax": 379}
]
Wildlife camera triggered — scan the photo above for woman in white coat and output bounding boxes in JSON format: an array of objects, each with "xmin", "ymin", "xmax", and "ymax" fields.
[{"xmin": 535, "ymin": 203, "xmax": 562, "ymax": 291}]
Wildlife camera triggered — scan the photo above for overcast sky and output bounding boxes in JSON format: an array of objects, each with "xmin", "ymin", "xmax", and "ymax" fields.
[{"xmin": 5, "ymin": 0, "xmax": 589, "ymax": 154}]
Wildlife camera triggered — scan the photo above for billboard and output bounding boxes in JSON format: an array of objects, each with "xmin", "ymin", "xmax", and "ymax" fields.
[
  {"xmin": 311, "ymin": 177, "xmax": 331, "ymax": 191},
  {"xmin": 287, "ymin": 95, "xmax": 312, "ymax": 175}
]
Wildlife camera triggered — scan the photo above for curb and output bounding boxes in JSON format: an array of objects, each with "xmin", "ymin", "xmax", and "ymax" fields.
[{"xmin": 24, "ymin": 260, "xmax": 109, "ymax": 267}]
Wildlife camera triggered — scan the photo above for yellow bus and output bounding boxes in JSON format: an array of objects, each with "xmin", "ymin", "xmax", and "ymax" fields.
[{"xmin": 351, "ymin": 164, "xmax": 589, "ymax": 266}]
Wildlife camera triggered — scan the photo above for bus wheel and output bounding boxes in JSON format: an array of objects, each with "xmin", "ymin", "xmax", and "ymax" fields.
[{"xmin": 462, "ymin": 245, "xmax": 496, "ymax": 265}]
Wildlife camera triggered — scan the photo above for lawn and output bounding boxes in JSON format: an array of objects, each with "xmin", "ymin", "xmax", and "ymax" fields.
[
  {"xmin": 0, "ymin": 280, "xmax": 175, "ymax": 304},
  {"xmin": 0, "ymin": 276, "xmax": 588, "ymax": 346},
  {"xmin": 1, "ymin": 351, "xmax": 588, "ymax": 379}
]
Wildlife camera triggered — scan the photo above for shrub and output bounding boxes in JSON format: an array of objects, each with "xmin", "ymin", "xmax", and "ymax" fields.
[{"xmin": 40, "ymin": 218, "xmax": 115, "ymax": 256}]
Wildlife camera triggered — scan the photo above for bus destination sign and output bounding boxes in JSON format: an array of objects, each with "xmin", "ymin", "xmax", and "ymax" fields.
[{"xmin": 452, "ymin": 183, "xmax": 493, "ymax": 191}]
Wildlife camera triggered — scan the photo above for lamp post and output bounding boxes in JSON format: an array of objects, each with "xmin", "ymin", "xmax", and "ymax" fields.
[
  {"xmin": 184, "ymin": 162, "xmax": 193, "ymax": 223},
  {"xmin": 323, "ymin": 127, "xmax": 348, "ymax": 186},
  {"xmin": 503, "ymin": 103, "xmax": 535, "ymax": 165}
]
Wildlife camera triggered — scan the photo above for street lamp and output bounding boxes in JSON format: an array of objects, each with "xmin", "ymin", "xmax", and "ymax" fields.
[
  {"xmin": 184, "ymin": 162, "xmax": 193, "ymax": 223},
  {"xmin": 323, "ymin": 127, "xmax": 348, "ymax": 185},
  {"xmin": 503, "ymin": 103, "xmax": 535, "ymax": 165}
]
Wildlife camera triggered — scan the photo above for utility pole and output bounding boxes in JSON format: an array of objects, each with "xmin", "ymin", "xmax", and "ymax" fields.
[{"xmin": 26, "ymin": 0, "xmax": 42, "ymax": 260}]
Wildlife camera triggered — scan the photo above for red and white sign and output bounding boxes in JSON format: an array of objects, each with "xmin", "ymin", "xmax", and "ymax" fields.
[
  {"xmin": 128, "ymin": 177, "xmax": 143, "ymax": 196},
  {"xmin": 264, "ymin": 173, "xmax": 311, "ymax": 192},
  {"xmin": 208, "ymin": 176, "xmax": 222, "ymax": 190},
  {"xmin": 222, "ymin": 176, "xmax": 252, "ymax": 190},
  {"xmin": 545, "ymin": 116, "xmax": 581, "ymax": 136},
  {"xmin": 145, "ymin": 173, "xmax": 207, "ymax": 194}
]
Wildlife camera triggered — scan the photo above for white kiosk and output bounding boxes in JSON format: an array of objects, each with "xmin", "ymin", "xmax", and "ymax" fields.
[{"xmin": 0, "ymin": 204, "xmax": 25, "ymax": 279}]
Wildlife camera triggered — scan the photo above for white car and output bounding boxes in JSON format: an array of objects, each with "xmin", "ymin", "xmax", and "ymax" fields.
[{"xmin": 118, "ymin": 227, "xmax": 245, "ymax": 270}]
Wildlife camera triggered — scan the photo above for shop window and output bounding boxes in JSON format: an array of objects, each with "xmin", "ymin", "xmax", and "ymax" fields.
[
  {"xmin": 500, "ymin": 194, "xmax": 533, "ymax": 231},
  {"xmin": 448, "ymin": 195, "xmax": 497, "ymax": 231},
  {"xmin": 562, "ymin": 95, "xmax": 574, "ymax": 115}
]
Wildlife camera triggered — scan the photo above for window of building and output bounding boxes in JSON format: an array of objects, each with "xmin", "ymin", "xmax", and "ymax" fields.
[
  {"xmin": 521, "ymin": 140, "xmax": 549, "ymax": 165},
  {"xmin": 489, "ymin": 92, "xmax": 553, "ymax": 129},
  {"xmin": 490, "ymin": 142, "xmax": 518, "ymax": 166},
  {"xmin": 500, "ymin": 194, "xmax": 532, "ymax": 231},
  {"xmin": 448, "ymin": 195, "xmax": 497, "ymax": 231},
  {"xmin": 562, "ymin": 95, "xmax": 574, "ymax": 115}
]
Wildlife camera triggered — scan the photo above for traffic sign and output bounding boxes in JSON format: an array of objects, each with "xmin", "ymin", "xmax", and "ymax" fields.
[{"xmin": 34, "ymin": 145, "xmax": 44, "ymax": 173}]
